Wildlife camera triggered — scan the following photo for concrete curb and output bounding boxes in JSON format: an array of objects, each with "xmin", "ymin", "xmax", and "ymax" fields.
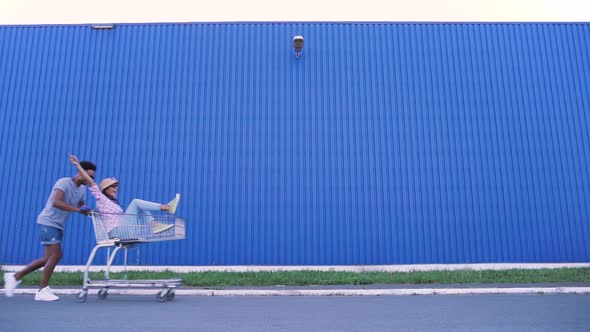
[
  {"xmin": 3, "ymin": 287, "xmax": 590, "ymax": 297},
  {"xmin": 4, "ymin": 263, "xmax": 590, "ymax": 273}
]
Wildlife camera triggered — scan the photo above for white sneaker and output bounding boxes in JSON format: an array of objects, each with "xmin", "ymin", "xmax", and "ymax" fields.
[
  {"xmin": 167, "ymin": 194, "xmax": 181, "ymax": 214},
  {"xmin": 46, "ymin": 286, "xmax": 58, "ymax": 296},
  {"xmin": 35, "ymin": 286, "xmax": 60, "ymax": 301},
  {"xmin": 3, "ymin": 272, "xmax": 22, "ymax": 297},
  {"xmin": 152, "ymin": 221, "xmax": 174, "ymax": 234}
]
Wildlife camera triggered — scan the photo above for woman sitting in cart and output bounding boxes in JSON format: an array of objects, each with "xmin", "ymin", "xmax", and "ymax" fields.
[{"xmin": 69, "ymin": 154, "xmax": 180, "ymax": 239}]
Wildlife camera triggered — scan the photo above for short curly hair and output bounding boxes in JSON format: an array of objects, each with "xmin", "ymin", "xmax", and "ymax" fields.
[{"xmin": 79, "ymin": 161, "xmax": 96, "ymax": 171}]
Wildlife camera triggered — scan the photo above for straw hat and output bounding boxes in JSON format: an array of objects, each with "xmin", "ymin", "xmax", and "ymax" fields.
[{"xmin": 99, "ymin": 177, "xmax": 119, "ymax": 191}]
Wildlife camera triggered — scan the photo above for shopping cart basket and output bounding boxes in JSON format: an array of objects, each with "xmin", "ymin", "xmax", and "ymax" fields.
[{"xmin": 77, "ymin": 212, "xmax": 185, "ymax": 303}]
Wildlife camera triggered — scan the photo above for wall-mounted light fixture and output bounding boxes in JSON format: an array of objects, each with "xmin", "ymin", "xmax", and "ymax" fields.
[
  {"xmin": 293, "ymin": 35, "xmax": 304, "ymax": 59},
  {"xmin": 91, "ymin": 25, "xmax": 115, "ymax": 30}
]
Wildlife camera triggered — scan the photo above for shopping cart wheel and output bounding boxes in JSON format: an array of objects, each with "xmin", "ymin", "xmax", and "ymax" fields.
[
  {"xmin": 166, "ymin": 289, "xmax": 175, "ymax": 301},
  {"xmin": 98, "ymin": 288, "xmax": 108, "ymax": 299},
  {"xmin": 76, "ymin": 291, "xmax": 88, "ymax": 303},
  {"xmin": 157, "ymin": 290, "xmax": 168, "ymax": 302}
]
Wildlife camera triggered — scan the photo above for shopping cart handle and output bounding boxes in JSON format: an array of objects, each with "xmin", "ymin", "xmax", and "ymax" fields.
[{"xmin": 79, "ymin": 207, "xmax": 93, "ymax": 215}]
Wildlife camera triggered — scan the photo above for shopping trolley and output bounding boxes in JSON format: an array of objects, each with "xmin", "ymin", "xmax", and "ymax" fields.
[{"xmin": 77, "ymin": 212, "xmax": 185, "ymax": 303}]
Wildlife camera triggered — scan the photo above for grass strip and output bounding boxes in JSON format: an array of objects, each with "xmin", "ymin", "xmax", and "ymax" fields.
[{"xmin": 2, "ymin": 268, "xmax": 589, "ymax": 287}]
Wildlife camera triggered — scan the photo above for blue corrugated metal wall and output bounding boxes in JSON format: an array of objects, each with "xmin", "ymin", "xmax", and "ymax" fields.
[{"xmin": 0, "ymin": 23, "xmax": 589, "ymax": 265}]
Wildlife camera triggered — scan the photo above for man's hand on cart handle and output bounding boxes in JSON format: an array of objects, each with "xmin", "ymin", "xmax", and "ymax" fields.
[{"xmin": 79, "ymin": 206, "xmax": 92, "ymax": 216}]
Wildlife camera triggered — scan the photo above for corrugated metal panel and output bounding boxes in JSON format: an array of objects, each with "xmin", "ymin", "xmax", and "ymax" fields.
[{"xmin": 0, "ymin": 23, "xmax": 588, "ymax": 265}]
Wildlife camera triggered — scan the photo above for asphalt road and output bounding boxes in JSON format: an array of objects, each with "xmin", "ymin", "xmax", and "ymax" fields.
[{"xmin": 1, "ymin": 294, "xmax": 588, "ymax": 331}]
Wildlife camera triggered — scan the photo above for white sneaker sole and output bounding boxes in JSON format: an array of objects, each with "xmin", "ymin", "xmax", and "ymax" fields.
[
  {"xmin": 153, "ymin": 224, "xmax": 174, "ymax": 234},
  {"xmin": 35, "ymin": 296, "xmax": 60, "ymax": 301}
]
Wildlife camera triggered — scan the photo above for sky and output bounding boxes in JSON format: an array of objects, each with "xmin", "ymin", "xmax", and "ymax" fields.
[{"xmin": 0, "ymin": 0, "xmax": 589, "ymax": 24}]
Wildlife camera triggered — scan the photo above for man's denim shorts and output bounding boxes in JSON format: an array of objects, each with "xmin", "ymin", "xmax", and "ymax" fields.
[{"xmin": 38, "ymin": 224, "xmax": 63, "ymax": 245}]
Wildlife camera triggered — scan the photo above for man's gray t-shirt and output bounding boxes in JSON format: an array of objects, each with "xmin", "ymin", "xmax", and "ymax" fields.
[{"xmin": 37, "ymin": 177, "xmax": 86, "ymax": 230}]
